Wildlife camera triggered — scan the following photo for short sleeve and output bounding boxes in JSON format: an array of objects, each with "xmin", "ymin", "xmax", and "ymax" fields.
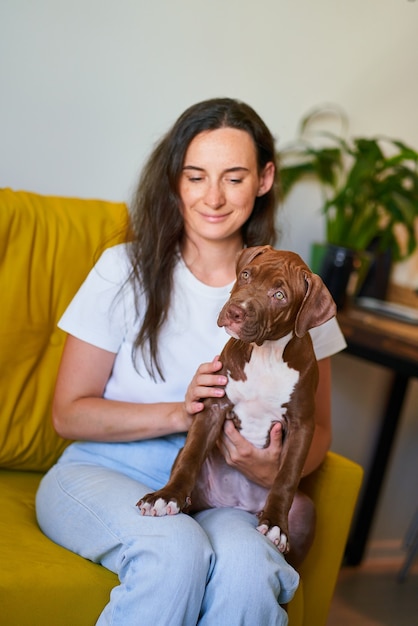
[
  {"xmin": 58, "ymin": 244, "xmax": 134, "ymax": 353},
  {"xmin": 309, "ymin": 317, "xmax": 347, "ymax": 361}
]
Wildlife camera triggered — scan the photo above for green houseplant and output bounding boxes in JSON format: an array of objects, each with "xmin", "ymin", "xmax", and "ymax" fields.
[{"xmin": 278, "ymin": 106, "xmax": 418, "ymax": 305}]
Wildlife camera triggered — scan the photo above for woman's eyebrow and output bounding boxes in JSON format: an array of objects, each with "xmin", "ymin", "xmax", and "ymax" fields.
[
  {"xmin": 182, "ymin": 165, "xmax": 250, "ymax": 173},
  {"xmin": 182, "ymin": 165, "xmax": 205, "ymax": 172}
]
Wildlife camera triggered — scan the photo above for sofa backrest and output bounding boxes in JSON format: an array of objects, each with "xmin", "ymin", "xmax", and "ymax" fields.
[{"xmin": 0, "ymin": 189, "xmax": 129, "ymax": 472}]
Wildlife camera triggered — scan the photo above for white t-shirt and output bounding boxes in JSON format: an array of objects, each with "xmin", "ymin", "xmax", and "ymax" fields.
[{"xmin": 59, "ymin": 244, "xmax": 347, "ymax": 404}]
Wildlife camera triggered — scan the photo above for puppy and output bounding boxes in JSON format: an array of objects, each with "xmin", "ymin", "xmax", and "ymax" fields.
[{"xmin": 138, "ymin": 246, "xmax": 336, "ymax": 553}]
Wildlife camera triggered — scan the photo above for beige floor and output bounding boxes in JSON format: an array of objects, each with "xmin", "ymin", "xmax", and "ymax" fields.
[{"xmin": 326, "ymin": 555, "xmax": 418, "ymax": 626}]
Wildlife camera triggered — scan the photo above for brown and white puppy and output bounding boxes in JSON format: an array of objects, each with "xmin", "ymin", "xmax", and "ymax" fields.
[{"xmin": 137, "ymin": 246, "xmax": 336, "ymax": 553}]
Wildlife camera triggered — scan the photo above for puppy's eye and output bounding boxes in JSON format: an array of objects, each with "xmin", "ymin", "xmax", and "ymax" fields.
[
  {"xmin": 241, "ymin": 270, "xmax": 250, "ymax": 280},
  {"xmin": 274, "ymin": 291, "xmax": 285, "ymax": 300}
]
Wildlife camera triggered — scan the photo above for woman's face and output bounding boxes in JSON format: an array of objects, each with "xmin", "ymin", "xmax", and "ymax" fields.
[{"xmin": 179, "ymin": 127, "xmax": 274, "ymax": 246}]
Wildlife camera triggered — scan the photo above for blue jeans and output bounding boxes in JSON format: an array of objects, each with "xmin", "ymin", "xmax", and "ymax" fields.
[{"xmin": 36, "ymin": 439, "xmax": 299, "ymax": 625}]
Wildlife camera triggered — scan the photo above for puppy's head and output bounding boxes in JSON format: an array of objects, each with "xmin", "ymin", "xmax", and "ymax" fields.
[{"xmin": 217, "ymin": 246, "xmax": 336, "ymax": 344}]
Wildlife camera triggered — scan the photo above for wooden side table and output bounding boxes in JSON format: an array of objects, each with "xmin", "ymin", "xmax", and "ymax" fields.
[{"xmin": 336, "ymin": 306, "xmax": 418, "ymax": 566}]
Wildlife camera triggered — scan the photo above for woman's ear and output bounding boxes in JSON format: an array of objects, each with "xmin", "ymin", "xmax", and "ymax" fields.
[{"xmin": 257, "ymin": 161, "xmax": 275, "ymax": 196}]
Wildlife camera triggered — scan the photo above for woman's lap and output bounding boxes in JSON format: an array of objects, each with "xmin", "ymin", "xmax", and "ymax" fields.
[{"xmin": 36, "ymin": 451, "xmax": 298, "ymax": 625}]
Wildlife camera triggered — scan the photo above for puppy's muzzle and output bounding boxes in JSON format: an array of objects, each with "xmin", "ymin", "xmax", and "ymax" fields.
[{"xmin": 218, "ymin": 300, "xmax": 262, "ymax": 342}]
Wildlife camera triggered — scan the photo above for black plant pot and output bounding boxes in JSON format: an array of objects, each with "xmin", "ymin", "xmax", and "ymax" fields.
[
  {"xmin": 356, "ymin": 241, "xmax": 392, "ymax": 301},
  {"xmin": 318, "ymin": 244, "xmax": 356, "ymax": 309},
  {"xmin": 311, "ymin": 241, "xmax": 392, "ymax": 309}
]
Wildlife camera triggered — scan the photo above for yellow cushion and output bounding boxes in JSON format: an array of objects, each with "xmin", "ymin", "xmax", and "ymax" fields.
[
  {"xmin": 0, "ymin": 189, "xmax": 128, "ymax": 471},
  {"xmin": 287, "ymin": 582, "xmax": 304, "ymax": 626},
  {"xmin": 0, "ymin": 471, "xmax": 117, "ymax": 626},
  {"xmin": 291, "ymin": 451, "xmax": 363, "ymax": 625}
]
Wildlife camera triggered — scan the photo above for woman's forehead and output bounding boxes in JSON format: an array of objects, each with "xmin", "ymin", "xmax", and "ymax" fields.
[{"xmin": 184, "ymin": 128, "xmax": 257, "ymax": 168}]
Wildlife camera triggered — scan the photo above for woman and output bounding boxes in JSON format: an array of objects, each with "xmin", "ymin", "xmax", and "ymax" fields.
[{"xmin": 36, "ymin": 98, "xmax": 346, "ymax": 625}]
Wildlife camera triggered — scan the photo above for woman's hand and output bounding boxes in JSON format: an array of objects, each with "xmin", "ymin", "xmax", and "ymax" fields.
[
  {"xmin": 185, "ymin": 356, "xmax": 228, "ymax": 415},
  {"xmin": 217, "ymin": 420, "xmax": 284, "ymax": 489}
]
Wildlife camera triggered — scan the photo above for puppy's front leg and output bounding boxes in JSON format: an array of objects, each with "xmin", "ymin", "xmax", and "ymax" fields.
[
  {"xmin": 137, "ymin": 396, "xmax": 232, "ymax": 516},
  {"xmin": 257, "ymin": 418, "xmax": 315, "ymax": 553}
]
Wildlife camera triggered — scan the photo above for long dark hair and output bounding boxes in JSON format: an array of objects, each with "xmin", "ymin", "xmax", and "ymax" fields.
[{"xmin": 128, "ymin": 97, "xmax": 280, "ymax": 380}]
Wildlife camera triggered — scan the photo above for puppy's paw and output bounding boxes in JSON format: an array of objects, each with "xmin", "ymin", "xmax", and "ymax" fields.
[
  {"xmin": 137, "ymin": 497, "xmax": 181, "ymax": 517},
  {"xmin": 257, "ymin": 523, "xmax": 289, "ymax": 554}
]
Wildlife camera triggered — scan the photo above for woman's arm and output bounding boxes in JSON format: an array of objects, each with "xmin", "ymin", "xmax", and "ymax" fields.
[
  {"xmin": 301, "ymin": 357, "xmax": 332, "ymax": 476},
  {"xmin": 52, "ymin": 335, "xmax": 191, "ymax": 441},
  {"xmin": 216, "ymin": 357, "xmax": 332, "ymax": 488}
]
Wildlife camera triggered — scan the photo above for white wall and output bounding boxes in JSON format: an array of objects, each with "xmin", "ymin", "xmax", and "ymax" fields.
[{"xmin": 2, "ymin": 0, "xmax": 418, "ymax": 550}]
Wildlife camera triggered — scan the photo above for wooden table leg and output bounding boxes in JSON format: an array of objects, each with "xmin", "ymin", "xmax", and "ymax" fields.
[{"xmin": 344, "ymin": 372, "xmax": 409, "ymax": 566}]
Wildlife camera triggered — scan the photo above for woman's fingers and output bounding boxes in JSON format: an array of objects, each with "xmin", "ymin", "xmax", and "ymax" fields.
[{"xmin": 185, "ymin": 356, "xmax": 227, "ymax": 414}]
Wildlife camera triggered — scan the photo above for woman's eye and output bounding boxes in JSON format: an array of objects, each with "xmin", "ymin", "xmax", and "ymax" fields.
[
  {"xmin": 228, "ymin": 178, "xmax": 243, "ymax": 184},
  {"xmin": 274, "ymin": 291, "xmax": 285, "ymax": 300}
]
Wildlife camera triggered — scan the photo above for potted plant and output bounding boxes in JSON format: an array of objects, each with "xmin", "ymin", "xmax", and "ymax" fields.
[{"xmin": 278, "ymin": 105, "xmax": 418, "ymax": 306}]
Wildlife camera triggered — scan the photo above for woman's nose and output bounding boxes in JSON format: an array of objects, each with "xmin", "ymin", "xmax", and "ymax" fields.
[{"xmin": 204, "ymin": 182, "xmax": 225, "ymax": 210}]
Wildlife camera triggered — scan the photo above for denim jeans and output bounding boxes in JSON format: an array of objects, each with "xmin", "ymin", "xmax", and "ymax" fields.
[{"xmin": 36, "ymin": 439, "xmax": 299, "ymax": 625}]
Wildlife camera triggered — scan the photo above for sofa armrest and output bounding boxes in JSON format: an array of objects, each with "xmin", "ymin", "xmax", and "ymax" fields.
[{"xmin": 292, "ymin": 450, "xmax": 363, "ymax": 626}]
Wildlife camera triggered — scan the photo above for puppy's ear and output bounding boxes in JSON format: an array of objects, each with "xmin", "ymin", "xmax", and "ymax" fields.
[
  {"xmin": 294, "ymin": 272, "xmax": 337, "ymax": 337},
  {"xmin": 235, "ymin": 245, "xmax": 273, "ymax": 275}
]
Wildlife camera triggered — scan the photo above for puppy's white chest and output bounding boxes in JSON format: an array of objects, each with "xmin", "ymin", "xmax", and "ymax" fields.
[{"xmin": 226, "ymin": 335, "xmax": 299, "ymax": 448}]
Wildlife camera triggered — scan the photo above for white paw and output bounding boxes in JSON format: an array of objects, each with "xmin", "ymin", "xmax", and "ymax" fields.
[
  {"xmin": 138, "ymin": 498, "xmax": 180, "ymax": 517},
  {"xmin": 256, "ymin": 523, "xmax": 289, "ymax": 553}
]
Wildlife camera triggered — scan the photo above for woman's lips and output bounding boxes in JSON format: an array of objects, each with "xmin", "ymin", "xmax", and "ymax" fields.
[{"xmin": 199, "ymin": 212, "xmax": 231, "ymax": 223}]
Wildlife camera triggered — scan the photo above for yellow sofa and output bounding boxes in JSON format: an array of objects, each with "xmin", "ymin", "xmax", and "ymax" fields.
[{"xmin": 0, "ymin": 188, "xmax": 363, "ymax": 626}]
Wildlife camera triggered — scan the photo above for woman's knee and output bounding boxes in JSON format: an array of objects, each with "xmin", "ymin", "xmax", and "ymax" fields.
[
  {"xmin": 146, "ymin": 513, "xmax": 214, "ymax": 574},
  {"xmin": 195, "ymin": 508, "xmax": 299, "ymax": 606}
]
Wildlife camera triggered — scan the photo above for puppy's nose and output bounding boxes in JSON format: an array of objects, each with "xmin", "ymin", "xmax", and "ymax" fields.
[{"xmin": 226, "ymin": 303, "xmax": 246, "ymax": 323}]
